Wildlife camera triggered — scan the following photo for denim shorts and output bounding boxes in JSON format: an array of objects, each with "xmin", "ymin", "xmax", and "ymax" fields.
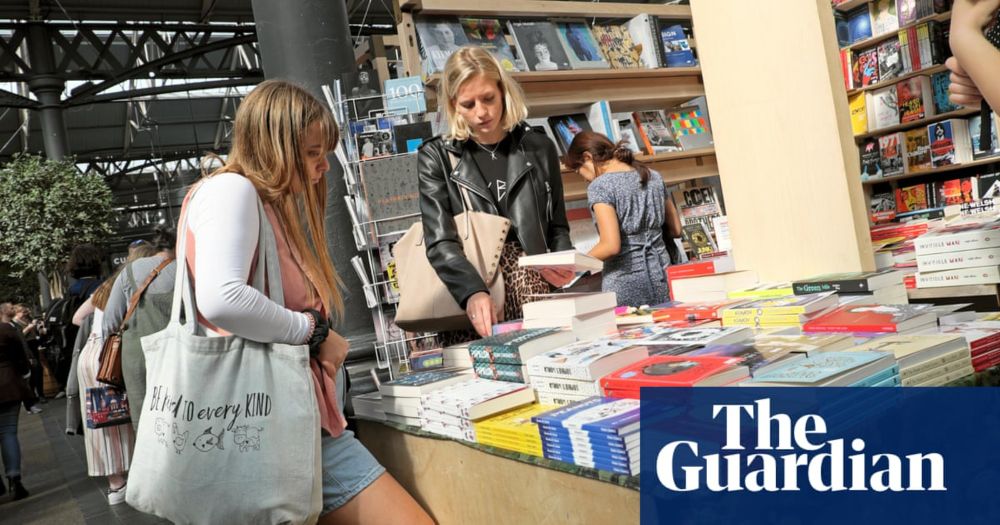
[{"xmin": 321, "ymin": 429, "xmax": 385, "ymax": 514}]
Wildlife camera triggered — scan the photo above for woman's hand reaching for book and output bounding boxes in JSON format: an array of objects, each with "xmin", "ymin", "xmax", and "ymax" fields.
[{"xmin": 466, "ymin": 291, "xmax": 498, "ymax": 337}]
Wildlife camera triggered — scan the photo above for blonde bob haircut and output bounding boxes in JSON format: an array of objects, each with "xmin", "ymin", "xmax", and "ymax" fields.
[
  {"xmin": 205, "ymin": 79, "xmax": 344, "ymax": 319},
  {"xmin": 440, "ymin": 46, "xmax": 528, "ymax": 141}
]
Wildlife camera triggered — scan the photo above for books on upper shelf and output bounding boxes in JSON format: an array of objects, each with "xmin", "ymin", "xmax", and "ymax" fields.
[
  {"xmin": 460, "ymin": 18, "xmax": 519, "ymax": 72},
  {"xmin": 518, "ymin": 250, "xmax": 602, "ymax": 274},
  {"xmin": 879, "ymin": 131, "xmax": 905, "ymax": 177},
  {"xmin": 897, "ymin": 75, "xmax": 934, "ymax": 123},
  {"xmin": 383, "ymin": 76, "xmax": 427, "ymax": 116},
  {"xmin": 601, "ymin": 355, "xmax": 748, "ymax": 397},
  {"xmin": 802, "ymin": 304, "xmax": 937, "ymax": 334},
  {"xmin": 869, "ymin": 0, "xmax": 899, "ymax": 37},
  {"xmin": 930, "ymin": 71, "xmax": 958, "ymax": 114},
  {"xmin": 903, "ymin": 127, "xmax": 932, "ymax": 172},
  {"xmin": 681, "ymin": 222, "xmax": 717, "ymax": 259},
  {"xmin": 866, "ymin": 85, "xmax": 899, "ymax": 131},
  {"xmin": 548, "ymin": 113, "xmax": 593, "ymax": 155},
  {"xmin": 507, "ymin": 21, "xmax": 572, "ymax": 72},
  {"xmin": 625, "ymin": 14, "xmax": 661, "ymax": 69},
  {"xmin": 847, "ymin": 7, "xmax": 874, "ymax": 43},
  {"xmin": 860, "ymin": 138, "xmax": 882, "ymax": 181},
  {"xmin": 554, "ymin": 19, "xmax": 610, "ymax": 70},
  {"xmin": 849, "ymin": 93, "xmax": 868, "ymax": 135},
  {"xmin": 590, "ymin": 23, "xmax": 643, "ymax": 69},
  {"xmin": 659, "ymin": 23, "xmax": 697, "ymax": 67},
  {"xmin": 526, "ymin": 341, "xmax": 648, "ymax": 381},
  {"xmin": 414, "ymin": 16, "xmax": 470, "ymax": 76},
  {"xmin": 744, "ymin": 351, "xmax": 896, "ymax": 387},
  {"xmin": 929, "ymin": 119, "xmax": 973, "ymax": 167},
  {"xmin": 876, "ymin": 37, "xmax": 904, "ymax": 82},
  {"xmin": 379, "ymin": 368, "xmax": 473, "ymax": 398},
  {"xmin": 792, "ymin": 270, "xmax": 905, "ymax": 295},
  {"xmin": 854, "ymin": 47, "xmax": 880, "ymax": 88}
]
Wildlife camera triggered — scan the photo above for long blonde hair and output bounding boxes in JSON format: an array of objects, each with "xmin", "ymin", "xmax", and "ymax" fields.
[
  {"xmin": 205, "ymin": 79, "xmax": 344, "ymax": 319},
  {"xmin": 440, "ymin": 46, "xmax": 528, "ymax": 141}
]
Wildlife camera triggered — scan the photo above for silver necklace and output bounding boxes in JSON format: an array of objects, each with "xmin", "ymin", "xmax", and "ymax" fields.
[{"xmin": 474, "ymin": 138, "xmax": 503, "ymax": 160}]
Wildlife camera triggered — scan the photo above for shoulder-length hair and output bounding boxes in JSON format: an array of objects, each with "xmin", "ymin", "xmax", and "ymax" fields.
[
  {"xmin": 440, "ymin": 46, "xmax": 528, "ymax": 141},
  {"xmin": 202, "ymin": 79, "xmax": 344, "ymax": 319}
]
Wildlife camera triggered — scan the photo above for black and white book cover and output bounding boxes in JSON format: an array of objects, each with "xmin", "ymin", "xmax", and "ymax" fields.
[
  {"xmin": 508, "ymin": 21, "xmax": 572, "ymax": 72},
  {"xmin": 414, "ymin": 16, "xmax": 470, "ymax": 75}
]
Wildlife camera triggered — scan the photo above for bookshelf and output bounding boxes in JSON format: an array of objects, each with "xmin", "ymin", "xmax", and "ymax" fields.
[
  {"xmin": 846, "ymin": 63, "xmax": 947, "ymax": 97},
  {"xmin": 855, "ymin": 107, "xmax": 979, "ymax": 140},
  {"xmin": 842, "ymin": 10, "xmax": 950, "ymax": 53},
  {"xmin": 833, "ymin": 0, "xmax": 871, "ymax": 12},
  {"xmin": 395, "ymin": 0, "xmax": 716, "ymax": 200},
  {"xmin": 863, "ymin": 156, "xmax": 1000, "ymax": 186}
]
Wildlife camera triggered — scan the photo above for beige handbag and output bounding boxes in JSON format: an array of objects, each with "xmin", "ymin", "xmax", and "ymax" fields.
[{"xmin": 394, "ymin": 154, "xmax": 510, "ymax": 332}]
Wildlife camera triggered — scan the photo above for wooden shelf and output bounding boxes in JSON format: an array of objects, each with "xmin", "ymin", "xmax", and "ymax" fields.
[
  {"xmin": 400, "ymin": 0, "xmax": 692, "ymax": 19},
  {"xmin": 854, "ymin": 107, "xmax": 980, "ymax": 140},
  {"xmin": 842, "ymin": 11, "xmax": 950, "ymax": 53},
  {"xmin": 425, "ymin": 67, "xmax": 705, "ymax": 117},
  {"xmin": 833, "ymin": 0, "xmax": 870, "ymax": 12},
  {"xmin": 846, "ymin": 64, "xmax": 947, "ymax": 97},
  {"xmin": 863, "ymin": 156, "xmax": 1000, "ymax": 186},
  {"xmin": 560, "ymin": 148, "xmax": 719, "ymax": 202}
]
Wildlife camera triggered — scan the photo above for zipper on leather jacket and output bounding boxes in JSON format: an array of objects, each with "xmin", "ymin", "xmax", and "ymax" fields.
[
  {"xmin": 450, "ymin": 176, "xmax": 499, "ymax": 215},
  {"xmin": 545, "ymin": 181, "xmax": 553, "ymax": 222}
]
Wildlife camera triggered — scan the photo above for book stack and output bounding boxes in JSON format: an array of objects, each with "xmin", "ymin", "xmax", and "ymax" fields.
[
  {"xmin": 684, "ymin": 343, "xmax": 807, "ymax": 378},
  {"xmin": 802, "ymin": 303, "xmax": 937, "ymax": 336},
  {"xmin": 745, "ymin": 351, "xmax": 899, "ymax": 387},
  {"xmin": 850, "ymin": 335, "xmax": 973, "ymax": 386},
  {"xmin": 636, "ymin": 326, "xmax": 754, "ymax": 348},
  {"xmin": 600, "ymin": 354, "xmax": 750, "ymax": 397},
  {"xmin": 609, "ymin": 324, "xmax": 704, "ymax": 357},
  {"xmin": 419, "ymin": 378, "xmax": 536, "ymax": 442},
  {"xmin": 527, "ymin": 341, "xmax": 649, "ymax": 406},
  {"xmin": 651, "ymin": 299, "xmax": 747, "ymax": 324},
  {"xmin": 668, "ymin": 270, "xmax": 759, "ymax": 303},
  {"xmin": 914, "ymin": 221, "xmax": 1000, "ymax": 288},
  {"xmin": 750, "ymin": 334, "xmax": 856, "ymax": 355},
  {"xmin": 791, "ymin": 271, "xmax": 909, "ymax": 305},
  {"xmin": 473, "ymin": 403, "xmax": 555, "ymax": 457},
  {"xmin": 937, "ymin": 323, "xmax": 1000, "ymax": 373},
  {"xmin": 379, "ymin": 369, "xmax": 474, "ymax": 427},
  {"xmin": 522, "ymin": 292, "xmax": 618, "ymax": 341},
  {"xmin": 442, "ymin": 344, "xmax": 474, "ymax": 370},
  {"xmin": 351, "ymin": 391, "xmax": 386, "ymax": 422},
  {"xmin": 727, "ymin": 282, "xmax": 795, "ymax": 301},
  {"xmin": 533, "ymin": 397, "xmax": 641, "ymax": 476},
  {"xmin": 467, "ymin": 328, "xmax": 576, "ymax": 383},
  {"xmin": 721, "ymin": 292, "xmax": 839, "ymax": 329}
]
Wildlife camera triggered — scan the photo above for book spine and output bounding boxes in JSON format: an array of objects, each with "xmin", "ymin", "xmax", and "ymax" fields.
[
  {"xmin": 914, "ymin": 230, "xmax": 1000, "ymax": 255},
  {"xmin": 915, "ymin": 247, "xmax": 1000, "ymax": 272},
  {"xmin": 803, "ymin": 323, "xmax": 896, "ymax": 333},
  {"xmin": 915, "ymin": 266, "xmax": 1000, "ymax": 288}
]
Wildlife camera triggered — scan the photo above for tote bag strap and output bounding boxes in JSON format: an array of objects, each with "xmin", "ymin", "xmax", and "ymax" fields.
[{"xmin": 171, "ymin": 180, "xmax": 287, "ymax": 332}]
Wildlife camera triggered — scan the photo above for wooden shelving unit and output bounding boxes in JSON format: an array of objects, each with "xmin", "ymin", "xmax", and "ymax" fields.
[
  {"xmin": 833, "ymin": 0, "xmax": 870, "ymax": 12},
  {"xmin": 854, "ymin": 107, "xmax": 979, "ymax": 141},
  {"xmin": 396, "ymin": 0, "xmax": 718, "ymax": 202},
  {"xmin": 864, "ymin": 156, "xmax": 1000, "ymax": 186}
]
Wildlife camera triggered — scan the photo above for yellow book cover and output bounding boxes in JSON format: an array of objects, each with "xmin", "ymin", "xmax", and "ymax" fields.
[
  {"xmin": 849, "ymin": 92, "xmax": 868, "ymax": 135},
  {"xmin": 727, "ymin": 282, "xmax": 795, "ymax": 300},
  {"xmin": 474, "ymin": 403, "xmax": 556, "ymax": 435}
]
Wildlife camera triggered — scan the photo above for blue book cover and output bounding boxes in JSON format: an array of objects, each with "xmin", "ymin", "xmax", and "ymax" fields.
[
  {"xmin": 537, "ymin": 423, "xmax": 637, "ymax": 444},
  {"xmin": 539, "ymin": 433, "xmax": 633, "ymax": 454},
  {"xmin": 383, "ymin": 76, "xmax": 427, "ymax": 116},
  {"xmin": 847, "ymin": 7, "xmax": 873, "ymax": 43},
  {"xmin": 382, "ymin": 369, "xmax": 464, "ymax": 387},
  {"xmin": 970, "ymin": 115, "xmax": 1000, "ymax": 158},
  {"xmin": 543, "ymin": 450, "xmax": 636, "ymax": 472},
  {"xmin": 533, "ymin": 397, "xmax": 641, "ymax": 436},
  {"xmin": 659, "ymin": 24, "xmax": 697, "ymax": 67},
  {"xmin": 541, "ymin": 440, "xmax": 634, "ymax": 463},
  {"xmin": 931, "ymin": 72, "xmax": 958, "ymax": 114},
  {"xmin": 749, "ymin": 351, "xmax": 888, "ymax": 384},
  {"xmin": 850, "ymin": 364, "xmax": 900, "ymax": 387},
  {"xmin": 871, "ymin": 374, "xmax": 902, "ymax": 387}
]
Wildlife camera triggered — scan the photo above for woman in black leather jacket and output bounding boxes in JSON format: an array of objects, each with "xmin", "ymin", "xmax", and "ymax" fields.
[{"xmin": 418, "ymin": 46, "xmax": 574, "ymax": 339}]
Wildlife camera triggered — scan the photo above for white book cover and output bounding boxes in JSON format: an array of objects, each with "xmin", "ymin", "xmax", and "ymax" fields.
[
  {"xmin": 522, "ymin": 292, "xmax": 617, "ymax": 319},
  {"xmin": 915, "ymin": 266, "xmax": 1000, "ymax": 288},
  {"xmin": 914, "ymin": 222, "xmax": 1000, "ymax": 255},
  {"xmin": 530, "ymin": 377, "xmax": 602, "ymax": 397},
  {"xmin": 420, "ymin": 379, "xmax": 533, "ymax": 419},
  {"xmin": 527, "ymin": 341, "xmax": 648, "ymax": 381},
  {"xmin": 867, "ymin": 85, "xmax": 900, "ymax": 131},
  {"xmin": 652, "ymin": 326, "xmax": 753, "ymax": 346},
  {"xmin": 519, "ymin": 249, "xmax": 603, "ymax": 273},
  {"xmin": 626, "ymin": 13, "xmax": 660, "ymax": 69},
  {"xmin": 537, "ymin": 391, "xmax": 588, "ymax": 407},
  {"xmin": 916, "ymin": 247, "xmax": 1000, "ymax": 272},
  {"xmin": 587, "ymin": 100, "xmax": 618, "ymax": 141}
]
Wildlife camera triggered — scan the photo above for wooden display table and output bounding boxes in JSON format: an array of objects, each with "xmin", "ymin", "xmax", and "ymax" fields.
[{"xmin": 355, "ymin": 419, "xmax": 640, "ymax": 525}]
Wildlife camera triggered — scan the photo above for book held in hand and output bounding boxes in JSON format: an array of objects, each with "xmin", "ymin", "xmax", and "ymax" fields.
[{"xmin": 518, "ymin": 250, "xmax": 602, "ymax": 274}]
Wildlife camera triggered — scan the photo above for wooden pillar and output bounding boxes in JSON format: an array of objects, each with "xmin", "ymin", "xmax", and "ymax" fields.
[{"xmin": 690, "ymin": 0, "xmax": 874, "ymax": 281}]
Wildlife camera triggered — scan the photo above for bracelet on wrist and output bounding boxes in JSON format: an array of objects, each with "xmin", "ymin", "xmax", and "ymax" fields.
[{"xmin": 304, "ymin": 309, "xmax": 329, "ymax": 359}]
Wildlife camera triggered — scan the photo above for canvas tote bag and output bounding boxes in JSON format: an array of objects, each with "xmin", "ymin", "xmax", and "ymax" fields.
[
  {"xmin": 394, "ymin": 152, "xmax": 510, "ymax": 332},
  {"xmin": 126, "ymin": 191, "xmax": 322, "ymax": 525}
]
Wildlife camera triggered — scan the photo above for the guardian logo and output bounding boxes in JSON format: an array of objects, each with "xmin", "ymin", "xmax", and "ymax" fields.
[{"xmin": 657, "ymin": 399, "xmax": 946, "ymax": 492}]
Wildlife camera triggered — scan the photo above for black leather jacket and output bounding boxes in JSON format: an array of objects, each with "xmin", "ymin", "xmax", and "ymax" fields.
[{"xmin": 417, "ymin": 122, "xmax": 573, "ymax": 307}]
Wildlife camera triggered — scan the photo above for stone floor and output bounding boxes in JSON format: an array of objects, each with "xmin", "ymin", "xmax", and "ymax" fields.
[{"xmin": 0, "ymin": 398, "xmax": 166, "ymax": 525}]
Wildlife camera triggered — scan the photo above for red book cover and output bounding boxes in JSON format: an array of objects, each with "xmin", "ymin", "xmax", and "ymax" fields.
[
  {"xmin": 666, "ymin": 256, "xmax": 736, "ymax": 280},
  {"xmin": 600, "ymin": 355, "xmax": 736, "ymax": 394},
  {"xmin": 906, "ymin": 26, "xmax": 921, "ymax": 73},
  {"xmin": 897, "ymin": 77, "xmax": 927, "ymax": 123},
  {"xmin": 652, "ymin": 300, "xmax": 745, "ymax": 322},
  {"xmin": 802, "ymin": 304, "xmax": 931, "ymax": 333},
  {"xmin": 903, "ymin": 274, "xmax": 916, "ymax": 289}
]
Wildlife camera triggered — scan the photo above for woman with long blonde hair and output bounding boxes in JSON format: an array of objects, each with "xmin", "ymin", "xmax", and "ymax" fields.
[
  {"xmin": 180, "ymin": 79, "xmax": 431, "ymax": 523},
  {"xmin": 418, "ymin": 46, "xmax": 575, "ymax": 341}
]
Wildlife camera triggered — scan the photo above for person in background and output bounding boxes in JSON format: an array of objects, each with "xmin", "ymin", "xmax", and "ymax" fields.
[
  {"xmin": 10, "ymin": 305, "xmax": 44, "ymax": 414},
  {"xmin": 72, "ymin": 244, "xmax": 155, "ymax": 505},
  {"xmin": 0, "ymin": 305, "xmax": 32, "ymax": 500},
  {"xmin": 563, "ymin": 131, "xmax": 682, "ymax": 307},
  {"xmin": 51, "ymin": 243, "xmax": 104, "ymax": 397},
  {"xmin": 947, "ymin": 0, "xmax": 1000, "ymax": 110},
  {"xmin": 418, "ymin": 46, "xmax": 575, "ymax": 341},
  {"xmin": 101, "ymin": 226, "xmax": 176, "ymax": 428},
  {"xmin": 184, "ymin": 79, "xmax": 432, "ymax": 523}
]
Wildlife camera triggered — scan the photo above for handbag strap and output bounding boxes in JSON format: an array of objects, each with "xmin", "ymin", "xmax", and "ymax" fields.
[
  {"xmin": 171, "ymin": 179, "xmax": 286, "ymax": 333},
  {"xmin": 118, "ymin": 257, "xmax": 174, "ymax": 331}
]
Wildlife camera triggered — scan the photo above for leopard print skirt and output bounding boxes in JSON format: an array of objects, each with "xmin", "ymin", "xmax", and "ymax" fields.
[{"xmin": 438, "ymin": 241, "xmax": 553, "ymax": 347}]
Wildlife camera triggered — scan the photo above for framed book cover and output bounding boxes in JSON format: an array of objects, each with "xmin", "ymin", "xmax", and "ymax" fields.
[
  {"xmin": 554, "ymin": 20, "xmax": 609, "ymax": 70},
  {"xmin": 414, "ymin": 16, "xmax": 470, "ymax": 75},
  {"xmin": 460, "ymin": 18, "xmax": 519, "ymax": 72},
  {"xmin": 507, "ymin": 21, "xmax": 572, "ymax": 72}
]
